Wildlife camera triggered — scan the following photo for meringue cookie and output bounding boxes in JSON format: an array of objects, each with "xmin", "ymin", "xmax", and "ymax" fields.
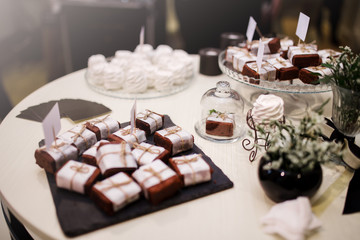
[
  {"xmin": 88, "ymin": 54, "xmax": 106, "ymax": 68},
  {"xmin": 173, "ymin": 49, "xmax": 189, "ymax": 58},
  {"xmin": 123, "ymin": 67, "xmax": 148, "ymax": 93},
  {"xmin": 177, "ymin": 56, "xmax": 194, "ymax": 78},
  {"xmin": 87, "ymin": 62, "xmax": 108, "ymax": 85},
  {"xmin": 153, "ymin": 52, "xmax": 172, "ymax": 65},
  {"xmin": 251, "ymin": 94, "xmax": 284, "ymax": 124},
  {"xmin": 155, "ymin": 44, "xmax": 173, "ymax": 55},
  {"xmin": 153, "ymin": 70, "xmax": 174, "ymax": 92},
  {"xmin": 102, "ymin": 65, "xmax": 125, "ymax": 90},
  {"xmin": 161, "ymin": 60, "xmax": 186, "ymax": 85},
  {"xmin": 110, "ymin": 58, "xmax": 128, "ymax": 69},
  {"xmin": 142, "ymin": 65, "xmax": 158, "ymax": 88},
  {"xmin": 134, "ymin": 44, "xmax": 154, "ymax": 58},
  {"xmin": 115, "ymin": 50, "xmax": 132, "ymax": 59}
]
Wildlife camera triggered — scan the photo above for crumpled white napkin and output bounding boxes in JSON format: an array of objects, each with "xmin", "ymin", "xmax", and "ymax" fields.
[{"xmin": 260, "ymin": 197, "xmax": 322, "ymax": 240}]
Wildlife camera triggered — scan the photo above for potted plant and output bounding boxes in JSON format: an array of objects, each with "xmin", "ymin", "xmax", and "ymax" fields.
[
  {"xmin": 257, "ymin": 109, "xmax": 342, "ymax": 203},
  {"xmin": 320, "ymin": 46, "xmax": 360, "ymax": 137}
]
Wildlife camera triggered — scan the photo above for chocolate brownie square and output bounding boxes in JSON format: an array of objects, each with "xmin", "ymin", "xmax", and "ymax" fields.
[
  {"xmin": 169, "ymin": 154, "xmax": 213, "ymax": 187},
  {"xmin": 288, "ymin": 46, "xmax": 321, "ymax": 68},
  {"xmin": 91, "ymin": 172, "xmax": 142, "ymax": 215},
  {"xmin": 85, "ymin": 115, "xmax": 120, "ymax": 140},
  {"xmin": 132, "ymin": 160, "xmax": 182, "ymax": 205},
  {"xmin": 242, "ymin": 62, "xmax": 276, "ymax": 81},
  {"xmin": 82, "ymin": 140, "xmax": 109, "ymax": 166},
  {"xmin": 96, "ymin": 142, "xmax": 137, "ymax": 178},
  {"xmin": 232, "ymin": 52, "xmax": 257, "ymax": 72},
  {"xmin": 205, "ymin": 110, "xmax": 234, "ymax": 137},
  {"xmin": 35, "ymin": 139, "xmax": 78, "ymax": 174},
  {"xmin": 154, "ymin": 126, "xmax": 194, "ymax": 156},
  {"xmin": 108, "ymin": 126, "xmax": 146, "ymax": 148},
  {"xmin": 299, "ymin": 66, "xmax": 332, "ymax": 84},
  {"xmin": 58, "ymin": 125, "xmax": 97, "ymax": 155},
  {"xmin": 55, "ymin": 160, "xmax": 100, "ymax": 195},
  {"xmin": 132, "ymin": 142, "xmax": 171, "ymax": 166},
  {"xmin": 250, "ymin": 38, "xmax": 281, "ymax": 54},
  {"xmin": 267, "ymin": 57, "xmax": 299, "ymax": 80},
  {"xmin": 136, "ymin": 110, "xmax": 164, "ymax": 136}
]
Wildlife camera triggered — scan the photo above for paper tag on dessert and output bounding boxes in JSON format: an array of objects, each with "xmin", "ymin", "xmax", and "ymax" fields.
[
  {"xmin": 130, "ymin": 99, "xmax": 137, "ymax": 133},
  {"xmin": 42, "ymin": 102, "xmax": 61, "ymax": 149},
  {"xmin": 139, "ymin": 26, "xmax": 144, "ymax": 46},
  {"xmin": 296, "ymin": 12, "xmax": 310, "ymax": 42},
  {"xmin": 246, "ymin": 16, "xmax": 257, "ymax": 43},
  {"xmin": 256, "ymin": 39, "xmax": 265, "ymax": 72}
]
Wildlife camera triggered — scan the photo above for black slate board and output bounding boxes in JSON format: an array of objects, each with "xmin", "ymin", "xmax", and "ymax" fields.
[{"xmin": 46, "ymin": 115, "xmax": 234, "ymax": 237}]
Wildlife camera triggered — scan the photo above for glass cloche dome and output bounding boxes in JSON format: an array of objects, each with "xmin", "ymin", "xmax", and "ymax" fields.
[{"xmin": 195, "ymin": 81, "xmax": 245, "ymax": 142}]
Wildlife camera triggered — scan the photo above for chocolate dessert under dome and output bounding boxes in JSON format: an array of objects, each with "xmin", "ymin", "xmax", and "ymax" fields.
[{"xmin": 86, "ymin": 44, "xmax": 195, "ymax": 99}]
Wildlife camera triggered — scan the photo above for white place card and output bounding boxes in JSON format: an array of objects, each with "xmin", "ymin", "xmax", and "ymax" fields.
[
  {"xmin": 246, "ymin": 16, "xmax": 257, "ymax": 43},
  {"xmin": 140, "ymin": 26, "xmax": 144, "ymax": 46},
  {"xmin": 42, "ymin": 103, "xmax": 61, "ymax": 149},
  {"xmin": 130, "ymin": 99, "xmax": 137, "ymax": 133},
  {"xmin": 257, "ymin": 39, "xmax": 265, "ymax": 71},
  {"xmin": 296, "ymin": 12, "xmax": 310, "ymax": 42}
]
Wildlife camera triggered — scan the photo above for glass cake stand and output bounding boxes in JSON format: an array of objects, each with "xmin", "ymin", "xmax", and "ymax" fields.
[
  {"xmin": 218, "ymin": 51, "xmax": 332, "ymax": 118},
  {"xmin": 85, "ymin": 70, "xmax": 194, "ymax": 100},
  {"xmin": 218, "ymin": 51, "xmax": 331, "ymax": 94}
]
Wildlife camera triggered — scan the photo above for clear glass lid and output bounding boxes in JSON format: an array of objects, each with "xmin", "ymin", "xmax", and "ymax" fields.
[{"xmin": 195, "ymin": 81, "xmax": 245, "ymax": 143}]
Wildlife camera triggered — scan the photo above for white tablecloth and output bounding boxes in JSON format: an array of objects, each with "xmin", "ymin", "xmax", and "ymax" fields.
[{"xmin": 0, "ymin": 56, "xmax": 359, "ymax": 240}]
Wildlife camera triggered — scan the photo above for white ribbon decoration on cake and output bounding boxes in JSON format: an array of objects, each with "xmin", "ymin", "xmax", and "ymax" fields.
[
  {"xmin": 288, "ymin": 46, "xmax": 318, "ymax": 63},
  {"xmin": 172, "ymin": 154, "xmax": 211, "ymax": 186},
  {"xmin": 303, "ymin": 66, "xmax": 332, "ymax": 77},
  {"xmin": 137, "ymin": 110, "xmax": 163, "ymax": 134},
  {"xmin": 132, "ymin": 142, "xmax": 165, "ymax": 166},
  {"xmin": 56, "ymin": 160, "xmax": 97, "ymax": 194},
  {"xmin": 91, "ymin": 116, "xmax": 120, "ymax": 139},
  {"xmin": 96, "ymin": 142, "xmax": 137, "ymax": 175},
  {"xmin": 233, "ymin": 53, "xmax": 257, "ymax": 72},
  {"xmin": 207, "ymin": 112, "xmax": 235, "ymax": 124},
  {"xmin": 132, "ymin": 160, "xmax": 176, "ymax": 199},
  {"xmin": 82, "ymin": 140, "xmax": 109, "ymax": 158},
  {"xmin": 157, "ymin": 126, "xmax": 193, "ymax": 155},
  {"xmin": 93, "ymin": 172, "xmax": 142, "ymax": 212},
  {"xmin": 247, "ymin": 62, "xmax": 277, "ymax": 81},
  {"xmin": 43, "ymin": 139, "xmax": 78, "ymax": 170},
  {"xmin": 59, "ymin": 125, "xmax": 97, "ymax": 155},
  {"xmin": 113, "ymin": 126, "xmax": 146, "ymax": 148},
  {"xmin": 267, "ymin": 57, "xmax": 294, "ymax": 69}
]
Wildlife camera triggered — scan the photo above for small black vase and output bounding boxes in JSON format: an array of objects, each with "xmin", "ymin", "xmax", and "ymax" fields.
[{"xmin": 258, "ymin": 157, "xmax": 323, "ymax": 203}]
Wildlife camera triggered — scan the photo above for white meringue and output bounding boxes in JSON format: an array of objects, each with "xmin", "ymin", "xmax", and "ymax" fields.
[
  {"xmin": 88, "ymin": 54, "xmax": 106, "ymax": 68},
  {"xmin": 161, "ymin": 60, "xmax": 186, "ymax": 85},
  {"xmin": 115, "ymin": 50, "xmax": 132, "ymax": 59},
  {"xmin": 87, "ymin": 62, "xmax": 108, "ymax": 85},
  {"xmin": 123, "ymin": 67, "xmax": 148, "ymax": 93},
  {"xmin": 134, "ymin": 44, "xmax": 154, "ymax": 59},
  {"xmin": 142, "ymin": 65, "xmax": 158, "ymax": 88},
  {"xmin": 110, "ymin": 58, "xmax": 128, "ymax": 69},
  {"xmin": 251, "ymin": 94, "xmax": 284, "ymax": 124},
  {"xmin": 153, "ymin": 70, "xmax": 174, "ymax": 92},
  {"xmin": 173, "ymin": 49, "xmax": 189, "ymax": 58},
  {"xmin": 155, "ymin": 44, "xmax": 173, "ymax": 55},
  {"xmin": 102, "ymin": 65, "xmax": 125, "ymax": 90}
]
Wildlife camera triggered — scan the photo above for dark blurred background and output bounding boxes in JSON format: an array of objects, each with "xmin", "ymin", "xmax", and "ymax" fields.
[{"xmin": 0, "ymin": 0, "xmax": 359, "ymax": 120}]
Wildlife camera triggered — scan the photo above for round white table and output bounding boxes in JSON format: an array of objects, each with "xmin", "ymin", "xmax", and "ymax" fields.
[{"xmin": 0, "ymin": 56, "xmax": 359, "ymax": 240}]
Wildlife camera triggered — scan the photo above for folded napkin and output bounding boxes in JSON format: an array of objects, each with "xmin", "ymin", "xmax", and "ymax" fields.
[{"xmin": 261, "ymin": 197, "xmax": 322, "ymax": 240}]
